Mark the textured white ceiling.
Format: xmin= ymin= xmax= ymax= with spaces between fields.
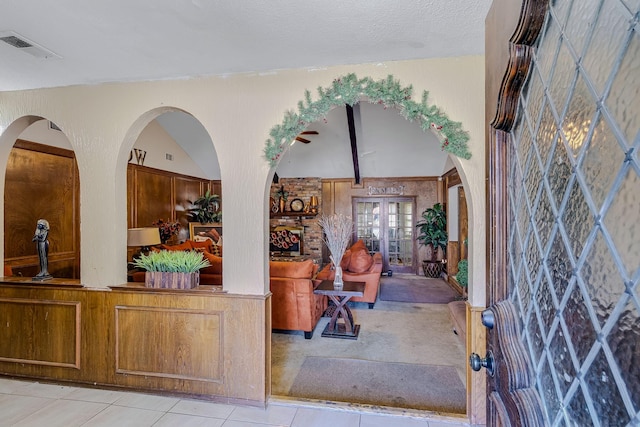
xmin=0 ymin=0 xmax=492 ymax=91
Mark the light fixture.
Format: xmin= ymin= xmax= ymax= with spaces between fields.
xmin=127 ymin=228 xmax=161 ymax=255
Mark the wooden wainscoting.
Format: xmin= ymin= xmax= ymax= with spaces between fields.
xmin=0 ymin=298 xmax=81 ymax=369
xmin=4 ymin=140 xmax=80 ymax=279
xmin=0 ymin=282 xmax=270 ymax=406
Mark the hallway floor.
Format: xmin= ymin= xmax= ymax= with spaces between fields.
xmin=0 ymin=377 xmax=470 ymax=426
xmin=271 ymin=274 xmax=468 ymax=425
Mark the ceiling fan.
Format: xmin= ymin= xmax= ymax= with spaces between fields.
xmin=295 ymin=131 xmax=318 ymax=144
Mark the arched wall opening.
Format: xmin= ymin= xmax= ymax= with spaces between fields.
xmin=264 ymin=74 xmax=478 ymax=303
xmin=118 ymin=107 xmax=222 ymax=285
xmin=265 ymin=74 xmax=479 ymax=415
xmin=1 ymin=116 xmax=80 ymax=279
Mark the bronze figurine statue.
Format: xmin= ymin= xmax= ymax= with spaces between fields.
xmin=32 ymin=219 xmax=52 ymax=281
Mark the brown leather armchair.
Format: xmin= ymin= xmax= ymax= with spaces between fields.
xmin=270 ymin=259 xmax=326 ymax=339
xmin=316 ymin=240 xmax=383 ymax=308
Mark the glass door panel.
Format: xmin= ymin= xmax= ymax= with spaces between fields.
xmin=354 ymin=198 xmax=415 ymax=273
xmin=355 ymin=200 xmax=380 ymax=255
xmin=387 ymin=201 xmax=414 ymax=272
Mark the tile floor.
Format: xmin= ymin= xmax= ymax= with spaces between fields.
xmin=0 ymin=377 xmax=470 ymax=427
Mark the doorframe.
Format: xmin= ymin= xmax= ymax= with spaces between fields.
xmin=352 ymin=196 xmax=417 ymax=274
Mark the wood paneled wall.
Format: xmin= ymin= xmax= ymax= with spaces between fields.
xmin=321 ymin=177 xmax=440 ymax=269
xmin=0 ymin=281 xmax=269 ymax=405
xmin=4 ymin=140 xmax=80 ymax=279
xmin=127 ymin=164 xmax=221 ymax=243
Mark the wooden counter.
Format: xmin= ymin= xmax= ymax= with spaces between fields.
xmin=0 ymin=278 xmax=270 ymax=406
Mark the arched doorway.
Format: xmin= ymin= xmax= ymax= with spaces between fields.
xmin=266 ymin=74 xmax=476 ymax=414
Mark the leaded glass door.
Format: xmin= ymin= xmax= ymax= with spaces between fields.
xmin=354 ymin=198 xmax=415 ymax=273
xmin=485 ymin=0 xmax=640 ymax=425
xmin=386 ymin=199 xmax=414 ymax=273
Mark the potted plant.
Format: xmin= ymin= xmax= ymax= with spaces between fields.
xmin=152 ymin=219 xmax=181 ymax=244
xmin=187 ymin=190 xmax=221 ymax=223
xmin=456 ymin=258 xmax=468 ymax=298
xmin=416 ymin=203 xmax=448 ymax=278
xmin=131 ymin=250 xmax=210 ymax=289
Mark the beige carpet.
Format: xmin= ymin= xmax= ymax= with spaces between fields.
xmin=289 ymin=356 xmax=466 ymax=413
xmin=272 ymin=288 xmax=467 ymax=412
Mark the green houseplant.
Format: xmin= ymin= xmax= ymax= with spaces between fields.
xmin=187 ymin=190 xmax=221 ymax=223
xmin=416 ymin=203 xmax=448 ymax=278
xmin=132 ymin=250 xmax=210 ymax=289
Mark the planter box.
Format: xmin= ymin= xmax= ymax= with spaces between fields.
xmin=145 ymin=271 xmax=200 ymax=289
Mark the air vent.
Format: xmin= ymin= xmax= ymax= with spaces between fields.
xmin=0 ymin=35 xmax=32 ymax=48
xmin=0 ymin=31 xmax=61 ymax=59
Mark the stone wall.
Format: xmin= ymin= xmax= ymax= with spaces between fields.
xmin=269 ymin=178 xmax=323 ymax=263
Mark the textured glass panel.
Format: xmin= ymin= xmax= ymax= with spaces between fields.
xmin=524 ymin=70 xmax=546 ymax=127
xmin=539 ymin=356 xmax=563 ymax=423
xmin=546 ymin=231 xmax=574 ymax=301
xmin=581 ymin=0 xmax=632 ymax=96
xmin=537 ymin=277 xmax=558 ymax=337
xmin=534 ymin=190 xmax=556 ymax=250
xmin=606 ymin=300 xmax=640 ymax=408
xmin=527 ymin=308 xmax=545 ymax=365
xmin=581 ymin=231 xmax=627 ymax=326
xmin=583 ymin=349 xmax=631 ymax=425
xmin=603 ymin=166 xmax=640 ymax=276
xmin=547 ymin=134 xmax=573 ymax=208
xmin=606 ymin=27 xmax=640 ymax=145
xmin=525 ymin=153 xmax=543 ymax=214
xmin=621 ymin=0 xmax=640 ymax=12
xmin=561 ymin=180 xmax=595 ymax=259
xmin=566 ymin=384 xmax=597 ymax=426
xmin=518 ymin=115 xmax=535 ymax=176
xmin=548 ymin=323 xmax=577 ymax=396
xmin=563 ymin=283 xmax=597 ymax=365
xmin=537 ymin=105 xmax=560 ymax=167
xmin=565 ymin=0 xmax=601 ymax=55
xmin=525 ymin=227 xmax=544 ymax=291
xmin=550 ymin=0 xmax=574 ymax=26
xmin=535 ymin=14 xmax=562 ymax=86
xmin=548 ymin=41 xmax=578 ymax=115
xmin=561 ymin=74 xmax=597 ymax=159
xmin=517 ymin=256 xmax=533 ymax=318
xmin=580 ymin=114 xmax=626 ymax=210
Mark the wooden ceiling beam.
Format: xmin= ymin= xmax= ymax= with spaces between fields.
xmin=346 ymin=104 xmax=361 ymax=184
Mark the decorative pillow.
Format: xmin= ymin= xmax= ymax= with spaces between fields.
xmin=348 ymin=241 xmax=374 ymax=273
xmin=269 ymin=259 xmax=315 ymax=279
xmin=339 ymin=249 xmax=351 ymax=270
xmin=201 ymin=252 xmax=222 ymax=275
xmin=209 ymin=243 xmax=222 ymax=257
xmin=350 ymin=239 xmax=368 ymax=252
xmin=160 ymin=241 xmax=192 ymax=251
xmin=189 ymin=239 xmax=212 ymax=253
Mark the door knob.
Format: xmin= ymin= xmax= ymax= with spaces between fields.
xmin=481 ymin=308 xmax=495 ymax=329
xmin=470 ymin=351 xmax=495 ymax=376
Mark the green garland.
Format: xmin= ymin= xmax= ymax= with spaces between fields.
xmin=264 ymin=73 xmax=471 ymax=166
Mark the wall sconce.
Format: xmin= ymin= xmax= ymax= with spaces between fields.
xmin=127 ymin=228 xmax=161 ymax=257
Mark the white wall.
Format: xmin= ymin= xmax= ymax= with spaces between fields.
xmin=0 ymin=55 xmax=485 ymax=305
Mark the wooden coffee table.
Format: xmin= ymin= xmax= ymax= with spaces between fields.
xmin=313 ymin=280 xmax=365 ymax=340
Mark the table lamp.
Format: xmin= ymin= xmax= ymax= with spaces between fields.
xmin=127 ymin=227 xmax=161 ymax=256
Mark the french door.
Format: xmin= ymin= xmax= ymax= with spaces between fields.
xmin=353 ymin=197 xmax=415 ymax=274
xmin=482 ymin=0 xmax=640 ymax=425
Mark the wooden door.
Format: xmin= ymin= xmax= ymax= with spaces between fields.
xmin=481 ymin=0 xmax=640 ymax=425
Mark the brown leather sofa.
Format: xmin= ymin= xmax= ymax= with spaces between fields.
xmin=131 ymin=240 xmax=222 ymax=286
xmin=270 ymin=259 xmax=327 ymax=339
xmin=316 ymin=240 xmax=383 ymax=308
